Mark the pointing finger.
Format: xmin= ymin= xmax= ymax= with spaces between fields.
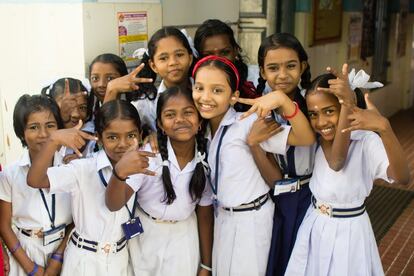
xmin=236 ymin=97 xmax=256 ymax=106
xmin=64 ymin=78 xmax=70 ymax=97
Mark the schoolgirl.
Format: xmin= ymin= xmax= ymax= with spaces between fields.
xmin=191 ymin=55 xmax=315 ymax=275
xmin=105 ymin=86 xmax=213 ymax=276
xmin=285 ymin=70 xmax=409 ymax=276
xmin=0 ymin=94 xmax=72 ymax=276
xmin=27 ymin=100 xmax=148 ymax=275
xmin=42 ymin=78 xmax=94 ymax=162
xmin=104 ymin=27 xmax=196 ymax=132
xmin=251 ymin=33 xmax=316 ymax=276
xmin=194 ymin=19 xmax=260 ymax=111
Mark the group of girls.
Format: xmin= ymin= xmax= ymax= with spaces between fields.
xmin=0 ymin=17 xmax=409 ymax=276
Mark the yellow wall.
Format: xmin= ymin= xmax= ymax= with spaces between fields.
xmin=294 ymin=11 xmax=414 ymax=117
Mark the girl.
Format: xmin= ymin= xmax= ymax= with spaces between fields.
xmin=253 ymin=33 xmax=315 ymax=276
xmin=192 ymin=55 xmax=315 ymax=276
xmin=194 ymin=19 xmax=260 ymax=111
xmin=27 ymin=100 xmax=151 ymax=275
xmin=104 ymin=27 xmax=195 ymax=132
xmin=105 ymin=87 xmax=213 ymax=276
xmin=284 ymin=72 xmax=409 ymax=276
xmin=0 ymin=94 xmax=72 ymax=276
xmin=42 ymin=78 xmax=94 ymax=162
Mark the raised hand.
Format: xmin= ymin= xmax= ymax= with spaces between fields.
xmin=50 ymin=120 xmax=98 ymax=157
xmin=114 ymin=138 xmax=157 ymax=179
xmin=317 ymin=63 xmax=356 ymax=107
xmin=57 ymin=79 xmax=87 ymax=124
xmin=342 ymin=93 xmax=388 ymax=133
xmin=247 ymin=117 xmax=284 ymax=146
xmin=104 ymin=63 xmax=153 ymax=102
xmin=237 ymin=90 xmax=288 ymax=119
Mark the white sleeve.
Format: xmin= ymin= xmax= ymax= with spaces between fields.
xmin=0 ymin=171 xmax=11 ymax=202
xmin=47 ymin=163 xmax=79 ymax=194
xmin=259 ymin=125 xmax=291 ymax=155
xmin=198 ymin=181 xmax=213 ymax=206
xmin=364 ymin=132 xmax=391 ymax=183
xmin=125 ymin=174 xmax=145 ymax=192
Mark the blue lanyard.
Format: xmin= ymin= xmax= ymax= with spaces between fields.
xmin=98 ymin=169 xmax=138 ymax=219
xmin=39 ymin=190 xmax=56 ymax=228
xmin=208 ymin=125 xmax=229 ymax=196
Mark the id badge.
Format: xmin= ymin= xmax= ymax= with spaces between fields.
xmin=122 ymin=217 xmax=144 ymax=240
xmin=43 ymin=224 xmax=66 ymax=246
xmin=273 ymin=178 xmax=299 ymax=196
xmin=275 ymin=178 xmax=298 ymax=186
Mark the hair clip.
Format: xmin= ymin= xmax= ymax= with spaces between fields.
xmin=133 ymin=48 xmax=149 ymax=60
xmin=180 ymin=29 xmax=199 ymax=58
xmin=195 ymin=151 xmax=209 ymax=169
xmin=348 ymin=69 xmax=383 ymax=91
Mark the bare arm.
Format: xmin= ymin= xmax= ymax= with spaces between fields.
xmin=0 ymin=201 xmax=44 ymax=274
xmin=196 ymin=205 xmax=213 ymax=275
xmin=343 ymin=93 xmax=410 ymax=184
xmin=105 ymin=140 xmax=156 ymax=211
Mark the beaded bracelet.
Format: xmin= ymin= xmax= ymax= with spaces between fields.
xmin=28 ymin=263 xmax=39 ymax=276
xmin=200 ymin=263 xmax=212 ymax=272
xmin=10 ymin=241 xmax=21 ymax=254
xmin=283 ymin=101 xmax=299 ymax=120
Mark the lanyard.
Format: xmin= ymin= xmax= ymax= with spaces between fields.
xmin=208 ymin=125 xmax=229 ymax=196
xmin=39 ymin=190 xmax=56 ymax=228
xmin=98 ymin=170 xmax=138 ymax=219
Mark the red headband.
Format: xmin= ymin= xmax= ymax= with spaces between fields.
xmin=192 ymin=55 xmax=240 ymax=90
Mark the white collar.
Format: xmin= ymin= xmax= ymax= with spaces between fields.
xmin=18 ymin=149 xmax=63 ymax=168
xmin=96 ymin=150 xmax=113 ymax=171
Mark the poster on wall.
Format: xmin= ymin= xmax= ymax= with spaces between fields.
xmin=348 ymin=13 xmax=362 ymax=62
xmin=118 ymin=11 xmax=148 ymax=68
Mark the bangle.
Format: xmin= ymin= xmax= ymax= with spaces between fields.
xmin=10 ymin=241 xmax=21 ymax=254
xmin=112 ymin=167 xmax=128 ymax=182
xmin=200 ymin=263 xmax=212 ymax=272
xmin=283 ymin=101 xmax=299 ymax=120
xmin=28 ymin=263 xmax=39 ymax=276
xmin=50 ymin=253 xmax=64 ymax=263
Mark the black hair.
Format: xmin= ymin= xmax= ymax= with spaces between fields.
xmin=156 ymin=86 xmax=207 ymax=204
xmin=137 ymin=27 xmax=194 ymax=101
xmin=194 ymin=19 xmax=259 ymax=111
xmin=193 ymin=58 xmax=239 ymax=92
xmin=88 ymin=53 xmax=129 ymax=115
xmin=257 ymin=33 xmax=311 ymax=94
xmin=13 ymin=94 xmax=63 ymax=147
xmin=95 ymin=100 xmax=142 ymax=137
xmin=306 ymin=73 xmax=367 ymax=109
xmin=41 ymin=78 xmax=91 ymax=122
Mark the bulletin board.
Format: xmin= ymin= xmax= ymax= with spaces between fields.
xmin=310 ymin=0 xmax=342 ymax=45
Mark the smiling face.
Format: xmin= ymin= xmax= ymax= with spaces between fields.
xmin=100 ymin=118 xmax=141 ymax=164
xmin=90 ymin=62 xmax=122 ymax=102
xmin=200 ymin=34 xmax=237 ymax=62
xmin=149 ymin=36 xmax=193 ymax=88
xmin=306 ymin=91 xmax=341 ymax=142
xmin=55 ymin=92 xmax=88 ymax=128
xmin=192 ymin=66 xmax=238 ymax=129
xmin=158 ymin=94 xmax=200 ymax=143
xmin=260 ymin=47 xmax=306 ymax=98
xmin=24 ymin=110 xmax=58 ymax=157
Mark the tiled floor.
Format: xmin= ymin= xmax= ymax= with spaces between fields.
xmin=377 ymin=107 xmax=414 ymax=276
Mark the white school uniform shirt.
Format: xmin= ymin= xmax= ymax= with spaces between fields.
xmin=47 ymin=150 xmax=134 ymax=242
xmin=127 ymin=140 xmax=212 ymax=221
xmin=0 ymin=150 xmax=72 ymax=230
xmin=285 ymin=130 xmax=390 ymax=276
xmin=207 ymin=107 xmax=291 ymax=207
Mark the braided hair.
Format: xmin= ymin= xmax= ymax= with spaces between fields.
xmin=156 ymin=86 xmax=208 ymax=204
xmin=257 ymin=33 xmax=311 ymax=94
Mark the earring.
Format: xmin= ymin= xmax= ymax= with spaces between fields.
xmin=198 ymin=125 xmax=202 ymax=131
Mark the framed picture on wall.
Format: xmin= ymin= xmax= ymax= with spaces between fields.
xmin=310 ymin=0 xmax=342 ymax=46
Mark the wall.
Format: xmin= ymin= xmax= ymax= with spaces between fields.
xmin=293 ymin=2 xmax=414 ymax=117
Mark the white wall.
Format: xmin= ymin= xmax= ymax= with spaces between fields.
xmin=0 ymin=3 xmax=85 ymax=165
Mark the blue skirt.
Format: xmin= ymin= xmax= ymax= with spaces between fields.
xmin=265 ymin=184 xmax=312 ymax=276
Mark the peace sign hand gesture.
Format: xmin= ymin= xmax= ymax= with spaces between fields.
xmin=104 ymin=63 xmax=153 ymax=103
